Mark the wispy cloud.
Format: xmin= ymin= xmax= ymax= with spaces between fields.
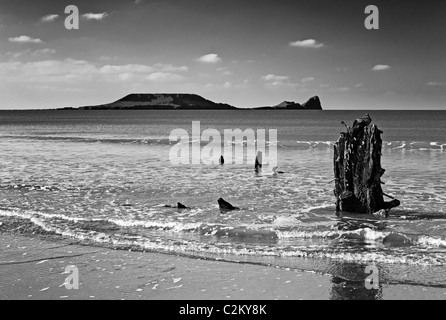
xmin=289 ymin=39 xmax=324 ymax=49
xmin=134 ymin=0 xmax=143 ymax=4
xmin=205 ymin=80 xmax=248 ymax=90
xmin=261 ymin=74 xmax=289 ymax=82
xmin=8 ymin=35 xmax=44 ymax=44
xmin=146 ymin=72 xmax=185 ymax=82
xmin=152 ymin=63 xmax=188 ymax=72
xmin=427 ymin=81 xmax=446 ymax=86
xmin=6 ymin=48 xmax=57 ymax=58
xmin=301 ymin=77 xmax=315 ymax=82
xmin=372 ymin=64 xmax=391 ymax=71
xmin=41 ymin=14 xmax=59 ymax=22
xmin=99 ymin=64 xmax=154 ymax=75
xmin=217 ymin=67 xmax=233 ymax=76
xmin=33 ymin=48 xmax=56 ymax=56
xmin=82 ymin=13 xmax=109 ymax=21
xmin=261 ymin=74 xmax=299 ymax=88
xmin=197 ymin=53 xmax=221 ymax=64
xmin=223 ymin=81 xmax=232 ymax=88
xmin=0 ymin=59 xmax=188 ymax=85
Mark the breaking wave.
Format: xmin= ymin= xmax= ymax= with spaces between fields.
xmin=1 ymin=134 xmax=444 ymax=151
xmin=1 ymin=209 xmax=445 ymax=267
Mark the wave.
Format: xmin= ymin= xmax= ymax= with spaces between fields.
xmin=276 ymin=228 xmax=388 ymax=241
xmin=384 ymin=141 xmax=446 ymax=151
xmin=0 ymin=183 xmax=61 ymax=192
xmin=0 ymin=134 xmax=171 ymax=146
xmin=2 ymin=209 xmax=446 ymax=290
xmin=2 ymin=134 xmax=445 ymax=151
xmin=109 ymin=218 xmax=202 ymax=233
xmin=1 ymin=209 xmax=445 ymax=251
xmin=294 ymin=140 xmax=446 ymax=151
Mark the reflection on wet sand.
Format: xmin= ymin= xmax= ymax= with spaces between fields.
xmin=328 ymin=262 xmax=382 ymax=300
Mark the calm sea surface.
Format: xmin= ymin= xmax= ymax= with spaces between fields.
xmin=1 ymin=110 xmax=445 ymax=294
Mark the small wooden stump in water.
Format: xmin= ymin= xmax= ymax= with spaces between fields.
xmin=333 ymin=114 xmax=400 ymax=214
xmin=255 ymin=151 xmax=262 ymax=173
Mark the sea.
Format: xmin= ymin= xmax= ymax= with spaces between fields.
xmin=0 ymin=110 xmax=445 ymax=298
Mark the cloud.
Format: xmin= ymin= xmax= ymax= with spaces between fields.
xmin=33 ymin=48 xmax=56 ymax=56
xmin=0 ymin=59 xmax=96 ymax=84
xmin=205 ymin=81 xmax=247 ymax=89
xmin=0 ymin=59 xmax=188 ymax=85
xmin=41 ymin=14 xmax=59 ymax=22
xmin=134 ymin=0 xmax=143 ymax=4
xmin=372 ymin=64 xmax=391 ymax=71
xmin=301 ymin=77 xmax=315 ymax=82
xmin=8 ymin=35 xmax=43 ymax=44
xmin=99 ymin=64 xmax=155 ymax=75
xmin=197 ymin=53 xmax=222 ymax=64
xmin=427 ymin=82 xmax=446 ymax=86
xmin=322 ymin=86 xmax=351 ymax=92
xmin=146 ymin=72 xmax=185 ymax=82
xmin=217 ymin=67 xmax=233 ymax=76
xmin=152 ymin=63 xmax=188 ymax=72
xmin=289 ymin=39 xmax=324 ymax=49
xmin=100 ymin=63 xmax=187 ymax=83
xmin=261 ymin=74 xmax=289 ymax=82
xmin=261 ymin=74 xmax=299 ymax=89
xmin=4 ymin=50 xmax=28 ymax=58
xmin=5 ymin=48 xmax=56 ymax=59
xmin=82 ymin=13 xmax=109 ymax=21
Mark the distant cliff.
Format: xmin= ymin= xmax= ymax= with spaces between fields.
xmin=65 ymin=94 xmax=322 ymax=110
xmin=255 ymin=96 xmax=322 ymax=110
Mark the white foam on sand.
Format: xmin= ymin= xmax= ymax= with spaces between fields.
xmin=108 ymin=218 xmax=202 ymax=232
xmin=2 ymin=208 xmax=446 ymax=267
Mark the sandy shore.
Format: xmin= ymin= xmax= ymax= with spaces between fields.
xmin=0 ymin=233 xmax=444 ymax=300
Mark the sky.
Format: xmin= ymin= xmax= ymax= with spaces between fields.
xmin=0 ymin=0 xmax=445 ymax=110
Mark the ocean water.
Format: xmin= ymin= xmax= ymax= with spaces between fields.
xmin=0 ymin=110 xmax=445 ymax=296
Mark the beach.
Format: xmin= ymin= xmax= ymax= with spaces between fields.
xmin=0 ymin=110 xmax=445 ymax=300
xmin=1 ymin=232 xmax=445 ymax=301
xmin=2 ymin=0 xmax=446 ymax=303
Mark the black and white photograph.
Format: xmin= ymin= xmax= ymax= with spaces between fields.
xmin=0 ymin=0 xmax=445 ymax=304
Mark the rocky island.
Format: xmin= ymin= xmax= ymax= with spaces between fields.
xmin=255 ymin=96 xmax=322 ymax=110
xmin=59 ymin=94 xmax=323 ymax=110
xmin=78 ymin=94 xmax=236 ymax=110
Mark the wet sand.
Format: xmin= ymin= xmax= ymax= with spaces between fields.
xmin=0 ymin=233 xmax=444 ymax=300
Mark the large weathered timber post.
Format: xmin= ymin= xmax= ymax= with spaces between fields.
xmin=333 ymin=114 xmax=400 ymax=214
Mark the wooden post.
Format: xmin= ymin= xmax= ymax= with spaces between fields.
xmin=255 ymin=151 xmax=262 ymax=173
